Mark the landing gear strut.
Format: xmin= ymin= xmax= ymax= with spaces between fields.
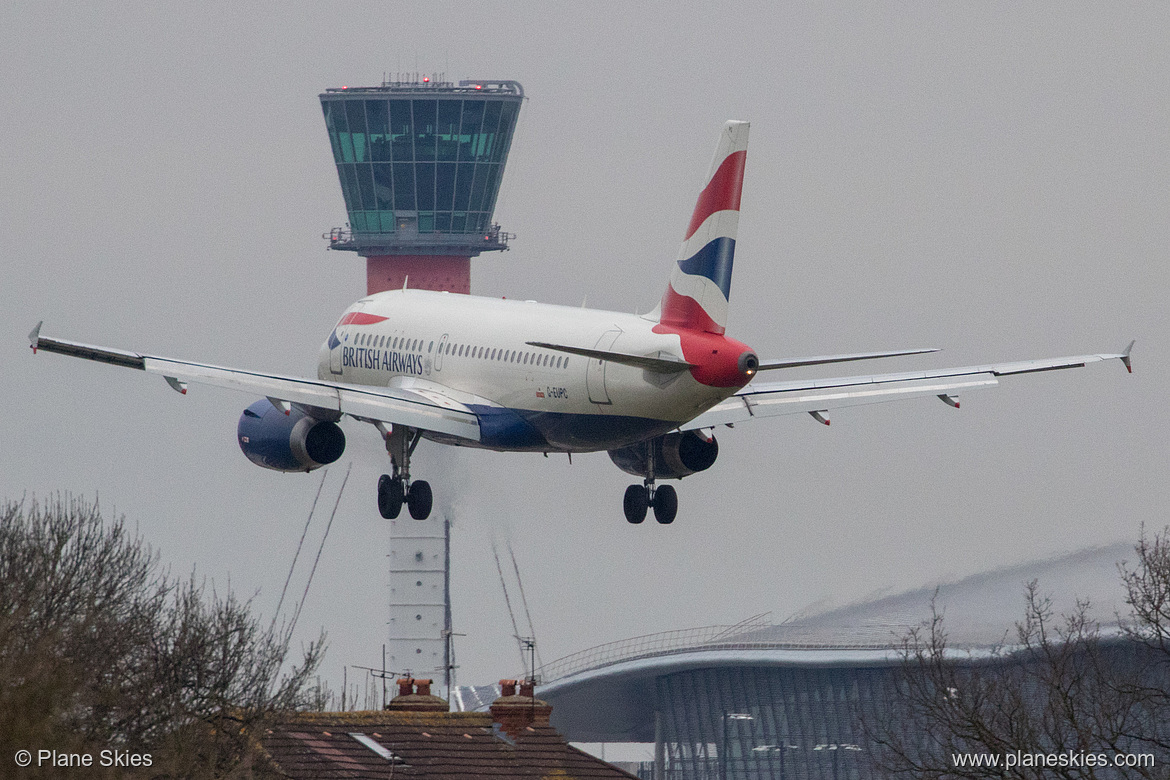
xmin=621 ymin=446 xmax=678 ymax=525
xmin=375 ymin=424 xmax=432 ymax=520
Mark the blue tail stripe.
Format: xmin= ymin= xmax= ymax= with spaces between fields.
xmin=676 ymin=237 xmax=735 ymax=299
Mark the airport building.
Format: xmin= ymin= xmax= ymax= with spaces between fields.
xmin=458 ymin=544 xmax=1134 ymax=779
xmin=319 ymin=77 xmax=524 ymax=295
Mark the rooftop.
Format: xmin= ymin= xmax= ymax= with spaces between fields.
xmin=322 ymin=77 xmax=524 ymax=98
xmin=261 ymin=679 xmax=636 ymax=779
xmin=531 ymin=542 xmax=1134 ymax=687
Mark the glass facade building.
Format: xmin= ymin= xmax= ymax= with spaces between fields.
xmin=320 ymin=80 xmax=522 ymax=255
xmin=653 ymin=665 xmax=888 ymax=780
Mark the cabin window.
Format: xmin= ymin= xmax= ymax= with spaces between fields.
xmin=565 ymin=358 xmax=570 ymax=368
xmin=392 ymin=337 xmax=399 ymax=348
xmin=458 ymin=345 xmax=464 ymax=357
xmin=428 ymin=341 xmax=433 ymax=352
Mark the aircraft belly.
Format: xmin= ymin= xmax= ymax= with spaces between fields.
xmin=422 ymin=408 xmax=677 ymax=453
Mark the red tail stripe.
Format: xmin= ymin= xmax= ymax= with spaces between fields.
xmin=684 ymin=150 xmax=747 ymax=241
xmin=340 ymin=312 xmax=389 ymax=326
xmin=658 ymin=286 xmax=725 ymax=335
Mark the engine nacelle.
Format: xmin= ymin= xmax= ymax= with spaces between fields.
xmin=607 ymin=431 xmax=719 ymax=480
xmin=237 ymin=399 xmax=345 ymax=473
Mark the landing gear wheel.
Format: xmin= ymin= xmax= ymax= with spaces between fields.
xmin=652 ymin=484 xmax=678 ymax=525
xmin=377 ymin=474 xmax=404 ymax=519
xmin=623 ymin=484 xmax=649 ymax=524
xmin=407 ymin=480 xmax=433 ymax=520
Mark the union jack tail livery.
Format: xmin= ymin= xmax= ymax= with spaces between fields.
xmin=658 ymin=120 xmax=749 ymax=335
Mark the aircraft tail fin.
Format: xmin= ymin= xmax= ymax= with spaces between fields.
xmin=657 ymin=120 xmax=749 ymax=335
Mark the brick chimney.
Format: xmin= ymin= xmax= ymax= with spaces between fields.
xmin=490 ymin=678 xmax=553 ymax=739
xmin=386 ymin=677 xmax=449 ymax=712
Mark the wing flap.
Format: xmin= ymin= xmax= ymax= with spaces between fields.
xmin=144 ymin=358 xmax=343 ymax=410
xmin=685 ymin=375 xmax=999 ymax=429
xmin=338 ymin=386 xmax=480 ymax=441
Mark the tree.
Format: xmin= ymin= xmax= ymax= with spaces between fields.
xmin=868 ymin=530 xmax=1170 ymax=779
xmin=0 ymin=495 xmax=324 ymax=778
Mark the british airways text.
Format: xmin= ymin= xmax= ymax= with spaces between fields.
xmin=343 ymin=347 xmax=423 ymax=375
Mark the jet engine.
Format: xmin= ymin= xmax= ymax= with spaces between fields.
xmin=607 ymin=430 xmax=718 ymax=480
xmin=237 ymin=398 xmax=345 ymax=473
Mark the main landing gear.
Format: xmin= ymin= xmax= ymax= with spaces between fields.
xmin=623 ymin=482 xmax=678 ymax=525
xmin=375 ymin=424 xmax=432 ymax=520
xmin=621 ymin=440 xmax=678 ymax=525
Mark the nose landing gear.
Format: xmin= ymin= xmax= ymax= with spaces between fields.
xmin=375 ymin=424 xmax=433 ymax=520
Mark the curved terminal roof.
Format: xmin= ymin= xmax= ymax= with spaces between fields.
xmin=520 ymin=543 xmax=1133 ymax=742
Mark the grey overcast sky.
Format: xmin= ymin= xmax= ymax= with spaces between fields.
xmin=2 ymin=2 xmax=1166 ymax=694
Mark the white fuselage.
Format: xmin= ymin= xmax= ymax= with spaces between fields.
xmin=317 ymin=290 xmax=744 ymax=452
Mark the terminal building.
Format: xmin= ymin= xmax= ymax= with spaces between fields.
xmin=458 ymin=544 xmax=1134 ymax=779
xmin=319 ymin=77 xmax=523 ymax=295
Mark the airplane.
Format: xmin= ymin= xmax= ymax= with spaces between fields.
xmin=28 ymin=121 xmax=1133 ymax=525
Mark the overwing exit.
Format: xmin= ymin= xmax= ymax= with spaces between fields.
xmin=28 ymin=121 xmax=1133 ymax=525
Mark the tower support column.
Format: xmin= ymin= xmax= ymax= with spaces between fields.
xmin=367 ymin=255 xmax=470 ymax=295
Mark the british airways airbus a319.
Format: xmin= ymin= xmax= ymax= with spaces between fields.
xmin=29 ymin=121 xmax=1133 ymax=525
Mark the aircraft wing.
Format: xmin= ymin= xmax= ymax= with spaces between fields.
xmin=28 ymin=323 xmax=481 ymax=442
xmin=681 ymin=344 xmax=1134 ymax=430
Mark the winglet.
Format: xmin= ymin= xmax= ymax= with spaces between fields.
xmin=1121 ymin=340 xmax=1135 ymax=373
xmin=28 ymin=321 xmax=43 ymax=353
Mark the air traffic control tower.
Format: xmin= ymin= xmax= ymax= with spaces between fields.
xmin=320 ymin=77 xmax=523 ymax=295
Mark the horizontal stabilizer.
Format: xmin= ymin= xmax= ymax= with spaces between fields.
xmin=756 ymin=348 xmax=939 ymax=371
xmin=525 ymin=341 xmax=695 ymax=373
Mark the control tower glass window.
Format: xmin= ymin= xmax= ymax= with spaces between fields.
xmin=323 ymin=92 xmax=520 ymax=237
